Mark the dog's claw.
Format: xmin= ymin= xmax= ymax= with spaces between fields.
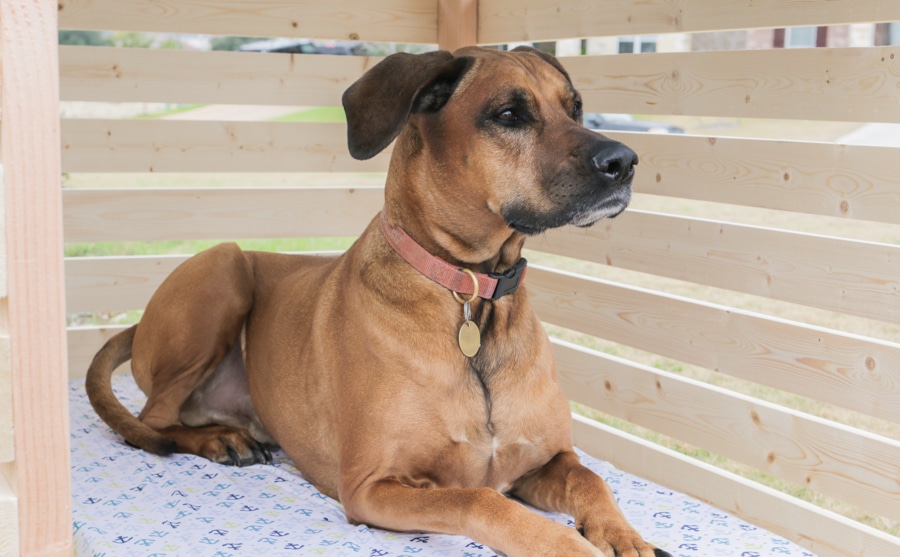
xmin=653 ymin=549 xmax=673 ymax=557
xmin=226 ymin=447 xmax=242 ymax=467
xmin=250 ymin=445 xmax=267 ymax=465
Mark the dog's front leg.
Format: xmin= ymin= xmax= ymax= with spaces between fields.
xmin=511 ymin=451 xmax=672 ymax=557
xmin=344 ymin=479 xmax=603 ymax=557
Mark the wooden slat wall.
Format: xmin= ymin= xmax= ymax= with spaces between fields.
xmin=539 ymin=210 xmax=900 ymax=324
xmin=52 ymin=1 xmax=900 ymax=556
xmin=58 ymin=0 xmax=438 ymax=44
xmin=571 ymin=416 xmax=900 ymax=557
xmin=60 ymin=46 xmax=380 ymax=106
xmin=61 ymin=120 xmax=391 ymax=173
xmin=479 ymin=0 xmax=900 ymax=43
xmin=67 ymin=326 xmax=128 ymax=381
xmin=564 ymin=46 xmax=900 ymax=122
xmin=554 ymin=340 xmax=900 ymax=523
xmin=610 ymin=131 xmax=900 ymax=224
xmin=527 ymin=265 xmax=900 ymax=425
xmin=63 ymin=187 xmax=383 ymax=243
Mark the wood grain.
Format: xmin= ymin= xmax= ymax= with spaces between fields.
xmin=605 ymin=132 xmax=900 ymax=225
xmin=539 ymin=209 xmax=900 ymax=324
xmin=526 ymin=265 xmax=900 ymax=424
xmin=67 ymin=255 xmax=190 ymax=314
xmin=63 ymin=187 xmax=383 ymax=243
xmin=58 ymin=0 xmax=437 ymax=44
xmin=1 ymin=0 xmax=72 ymax=555
xmin=68 ymin=326 xmax=129 ymax=381
xmin=60 ymin=46 xmax=381 ymax=106
xmin=554 ymin=339 xmax=900 ymax=521
xmin=61 ymin=119 xmax=391 ymax=173
xmin=479 ymin=0 xmax=900 ymax=44
xmin=438 ymin=0 xmax=477 ymax=51
xmin=564 ymin=46 xmax=900 ymax=122
xmin=571 ymin=415 xmax=900 ymax=557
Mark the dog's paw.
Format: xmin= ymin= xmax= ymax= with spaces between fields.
xmin=163 ymin=424 xmax=273 ymax=466
xmin=581 ymin=520 xmax=665 ymax=557
xmin=203 ymin=428 xmax=272 ymax=467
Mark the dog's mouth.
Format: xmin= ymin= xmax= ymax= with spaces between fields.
xmin=504 ymin=187 xmax=632 ymax=236
xmin=569 ymin=188 xmax=632 ymax=227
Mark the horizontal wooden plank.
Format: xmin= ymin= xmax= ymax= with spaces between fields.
xmin=554 ymin=339 xmax=900 ymax=521
xmin=63 ymin=187 xmax=383 ymax=243
xmin=66 ymin=255 xmax=185 ymax=314
xmin=68 ymin=326 xmax=129 ymax=380
xmin=479 ymin=0 xmax=900 ymax=44
xmin=60 ymin=46 xmax=379 ymax=106
xmin=527 ymin=265 xmax=900 ymax=424
xmin=58 ymin=0 xmax=437 ymax=44
xmin=61 ymin=120 xmax=391 ymax=173
xmin=66 ymin=250 xmax=342 ymax=314
xmin=64 ymin=183 xmax=900 ymax=324
xmin=565 ymin=46 xmax=900 ymax=122
xmin=608 ymin=133 xmax=900 ymax=225
xmin=571 ymin=415 xmax=900 ymax=557
xmin=539 ymin=210 xmax=900 ymax=324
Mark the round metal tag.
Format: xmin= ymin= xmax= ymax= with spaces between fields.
xmin=458 ymin=321 xmax=481 ymax=358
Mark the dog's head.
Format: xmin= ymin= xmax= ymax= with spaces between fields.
xmin=342 ymin=47 xmax=636 ymax=242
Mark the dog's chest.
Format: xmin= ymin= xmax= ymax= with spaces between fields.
xmin=428 ymin=370 xmax=567 ymax=492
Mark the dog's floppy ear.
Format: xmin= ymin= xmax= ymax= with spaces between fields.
xmin=342 ymin=50 xmax=474 ymax=160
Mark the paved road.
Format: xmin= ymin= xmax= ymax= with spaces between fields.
xmin=837 ymin=122 xmax=900 ymax=147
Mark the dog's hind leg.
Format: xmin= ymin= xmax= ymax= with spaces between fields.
xmin=129 ymin=242 xmax=271 ymax=466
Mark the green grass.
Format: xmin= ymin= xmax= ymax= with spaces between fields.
xmin=270 ymin=106 xmax=347 ymax=122
xmin=65 ymin=237 xmax=355 ymax=257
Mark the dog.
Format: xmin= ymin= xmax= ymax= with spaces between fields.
xmin=86 ymin=46 xmax=670 ymax=557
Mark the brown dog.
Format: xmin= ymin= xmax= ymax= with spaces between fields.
xmin=86 ymin=46 xmax=670 ymax=557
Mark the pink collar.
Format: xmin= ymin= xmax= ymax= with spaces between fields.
xmin=379 ymin=210 xmax=527 ymax=301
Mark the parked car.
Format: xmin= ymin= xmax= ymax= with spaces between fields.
xmin=584 ymin=113 xmax=685 ymax=134
xmin=238 ymin=38 xmax=367 ymax=55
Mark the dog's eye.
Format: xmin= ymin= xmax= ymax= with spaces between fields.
xmin=573 ymin=99 xmax=583 ymax=119
xmin=495 ymin=109 xmax=519 ymax=124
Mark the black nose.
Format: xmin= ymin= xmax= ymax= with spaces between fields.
xmin=591 ymin=143 xmax=638 ymax=183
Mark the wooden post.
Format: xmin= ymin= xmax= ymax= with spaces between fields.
xmin=0 ymin=0 xmax=72 ymax=555
xmin=438 ymin=0 xmax=478 ymax=52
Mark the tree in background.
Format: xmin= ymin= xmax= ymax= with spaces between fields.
xmin=58 ymin=30 xmax=111 ymax=46
xmin=59 ymin=30 xmax=182 ymax=49
xmin=210 ymin=36 xmax=265 ymax=51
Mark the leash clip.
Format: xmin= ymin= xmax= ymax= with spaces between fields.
xmin=486 ymin=257 xmax=528 ymax=300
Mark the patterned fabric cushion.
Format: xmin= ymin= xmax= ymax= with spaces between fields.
xmin=70 ymin=376 xmax=816 ymax=557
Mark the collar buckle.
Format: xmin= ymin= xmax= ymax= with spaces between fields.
xmin=486 ymin=257 xmax=527 ymax=300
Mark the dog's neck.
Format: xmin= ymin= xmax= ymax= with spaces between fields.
xmin=380 ymin=209 xmax=527 ymax=301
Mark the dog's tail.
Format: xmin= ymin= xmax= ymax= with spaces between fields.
xmin=85 ymin=325 xmax=177 ymax=455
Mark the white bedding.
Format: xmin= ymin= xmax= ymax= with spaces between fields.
xmin=70 ymin=376 xmax=816 ymax=557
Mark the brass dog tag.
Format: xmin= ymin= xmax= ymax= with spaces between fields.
xmin=453 ymin=270 xmax=481 ymax=358
xmin=459 ymin=320 xmax=481 ymax=358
